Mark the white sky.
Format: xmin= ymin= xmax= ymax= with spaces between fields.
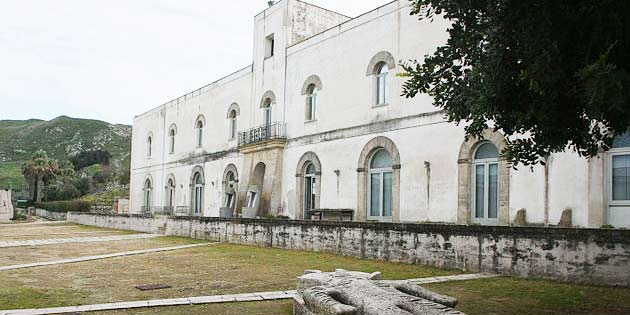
xmin=0 ymin=0 xmax=393 ymax=125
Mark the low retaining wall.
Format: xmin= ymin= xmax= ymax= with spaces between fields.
xmin=67 ymin=213 xmax=630 ymax=287
xmin=67 ymin=212 xmax=167 ymax=234
xmin=34 ymin=208 xmax=68 ymax=221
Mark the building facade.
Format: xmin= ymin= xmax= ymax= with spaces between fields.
xmin=130 ymin=0 xmax=630 ymax=228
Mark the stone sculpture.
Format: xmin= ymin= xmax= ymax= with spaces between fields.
xmin=294 ymin=269 xmax=466 ymax=315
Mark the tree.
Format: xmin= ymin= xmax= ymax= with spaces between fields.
xmin=402 ymin=0 xmax=630 ymax=166
xmin=69 ymin=150 xmax=112 ymax=171
xmin=22 ymin=150 xmax=59 ymax=202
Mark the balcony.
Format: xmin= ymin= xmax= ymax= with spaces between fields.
xmin=238 ymin=122 xmax=286 ymax=148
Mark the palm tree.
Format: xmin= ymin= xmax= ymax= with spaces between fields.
xmin=22 ymin=150 xmax=59 ymax=202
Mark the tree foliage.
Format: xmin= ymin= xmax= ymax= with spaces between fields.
xmin=69 ymin=150 xmax=112 ymax=171
xmin=402 ymin=0 xmax=630 ymax=166
xmin=22 ymin=150 xmax=59 ymax=202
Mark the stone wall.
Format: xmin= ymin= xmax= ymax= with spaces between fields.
xmin=67 ymin=213 xmax=630 ymax=287
xmin=34 ymin=208 xmax=68 ymax=221
xmin=67 ymin=213 xmax=167 ymax=234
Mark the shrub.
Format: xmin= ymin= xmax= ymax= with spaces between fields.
xmin=33 ymin=200 xmax=91 ymax=213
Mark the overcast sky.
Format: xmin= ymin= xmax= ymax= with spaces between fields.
xmin=0 ymin=0 xmax=392 ymax=125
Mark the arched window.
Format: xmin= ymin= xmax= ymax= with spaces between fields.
xmin=472 ymin=142 xmax=500 ymax=222
xmin=368 ymin=149 xmax=393 ymax=220
xmin=195 ymin=119 xmax=204 ymax=148
xmin=168 ymin=127 xmax=176 ymax=154
xmin=166 ymin=177 xmax=175 ymax=208
xmin=143 ymin=178 xmax=152 ymax=210
xmin=305 ymin=84 xmax=318 ymax=121
xmin=147 ymin=136 xmax=152 ymax=158
xmin=192 ymin=171 xmax=204 ymax=215
xmin=375 ymin=62 xmax=389 ymax=106
xmin=304 ymin=163 xmax=317 ymax=214
xmin=262 ymin=98 xmax=272 ymax=126
xmin=229 ymin=110 xmax=238 ymax=140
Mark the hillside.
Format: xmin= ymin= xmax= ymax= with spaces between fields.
xmin=0 ymin=116 xmax=132 ymax=190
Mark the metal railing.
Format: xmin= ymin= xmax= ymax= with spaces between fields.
xmin=238 ymin=122 xmax=286 ymax=147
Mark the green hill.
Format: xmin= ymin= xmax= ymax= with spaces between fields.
xmin=0 ymin=116 xmax=132 ymax=191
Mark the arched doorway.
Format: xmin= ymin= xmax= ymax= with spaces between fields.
xmin=190 ymin=166 xmax=205 ymax=216
xmin=295 ymin=152 xmax=322 ymax=220
xmin=165 ymin=175 xmax=176 ymax=210
xmin=143 ymin=177 xmax=152 ymax=214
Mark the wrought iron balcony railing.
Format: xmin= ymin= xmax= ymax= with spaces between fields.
xmin=238 ymin=122 xmax=286 ymax=147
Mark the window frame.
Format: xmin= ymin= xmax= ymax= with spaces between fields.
xmin=303 ymin=163 xmax=317 ymax=213
xmin=608 ymin=148 xmax=630 ymax=207
xmin=305 ymin=84 xmax=318 ymax=122
xmin=367 ymin=149 xmax=393 ymax=221
xmin=196 ymin=120 xmax=204 ymax=148
xmin=263 ymin=99 xmax=272 ymax=126
xmin=265 ymin=34 xmax=275 ymax=58
xmin=228 ymin=111 xmax=238 ymax=140
xmin=143 ymin=179 xmax=152 ymax=208
xmin=166 ymin=178 xmax=175 ymax=208
xmin=374 ymin=62 xmax=389 ymax=106
xmin=147 ymin=137 xmax=152 ymax=158
xmin=168 ymin=129 xmax=176 ymax=154
xmin=471 ymin=142 xmax=500 ymax=224
xmin=193 ymin=173 xmax=203 ymax=215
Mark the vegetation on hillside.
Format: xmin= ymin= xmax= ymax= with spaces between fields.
xmin=0 ymin=116 xmax=131 ymax=203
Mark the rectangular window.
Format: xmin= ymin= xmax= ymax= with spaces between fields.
xmin=475 ymin=165 xmax=485 ymax=218
xmin=265 ymin=107 xmax=272 ymax=126
xmin=370 ymin=173 xmax=381 ymax=217
xmin=613 ymin=155 xmax=630 ymax=201
xmin=383 ymin=172 xmax=393 ymax=217
xmin=376 ymin=76 xmax=387 ymax=105
xmin=304 ymin=177 xmax=313 ymax=211
xmin=488 ymin=163 xmax=499 ymax=218
xmin=229 ymin=119 xmax=236 ymax=140
xmin=265 ymin=34 xmax=275 ymax=58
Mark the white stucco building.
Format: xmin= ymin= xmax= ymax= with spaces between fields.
xmin=130 ymin=0 xmax=630 ymax=228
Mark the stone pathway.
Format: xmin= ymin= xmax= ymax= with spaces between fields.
xmin=1 ymin=220 xmax=67 ymax=226
xmin=0 ymin=273 xmax=498 ymax=315
xmin=409 ymin=272 xmax=499 ymax=284
xmin=4 ymin=231 xmax=116 ymax=237
xmin=0 ymin=243 xmax=212 ymax=271
xmin=0 ymin=234 xmax=161 ymax=248
xmin=0 ymin=291 xmax=298 ymax=315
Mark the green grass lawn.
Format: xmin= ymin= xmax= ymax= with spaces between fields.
xmin=425 ymin=277 xmax=630 ymax=315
